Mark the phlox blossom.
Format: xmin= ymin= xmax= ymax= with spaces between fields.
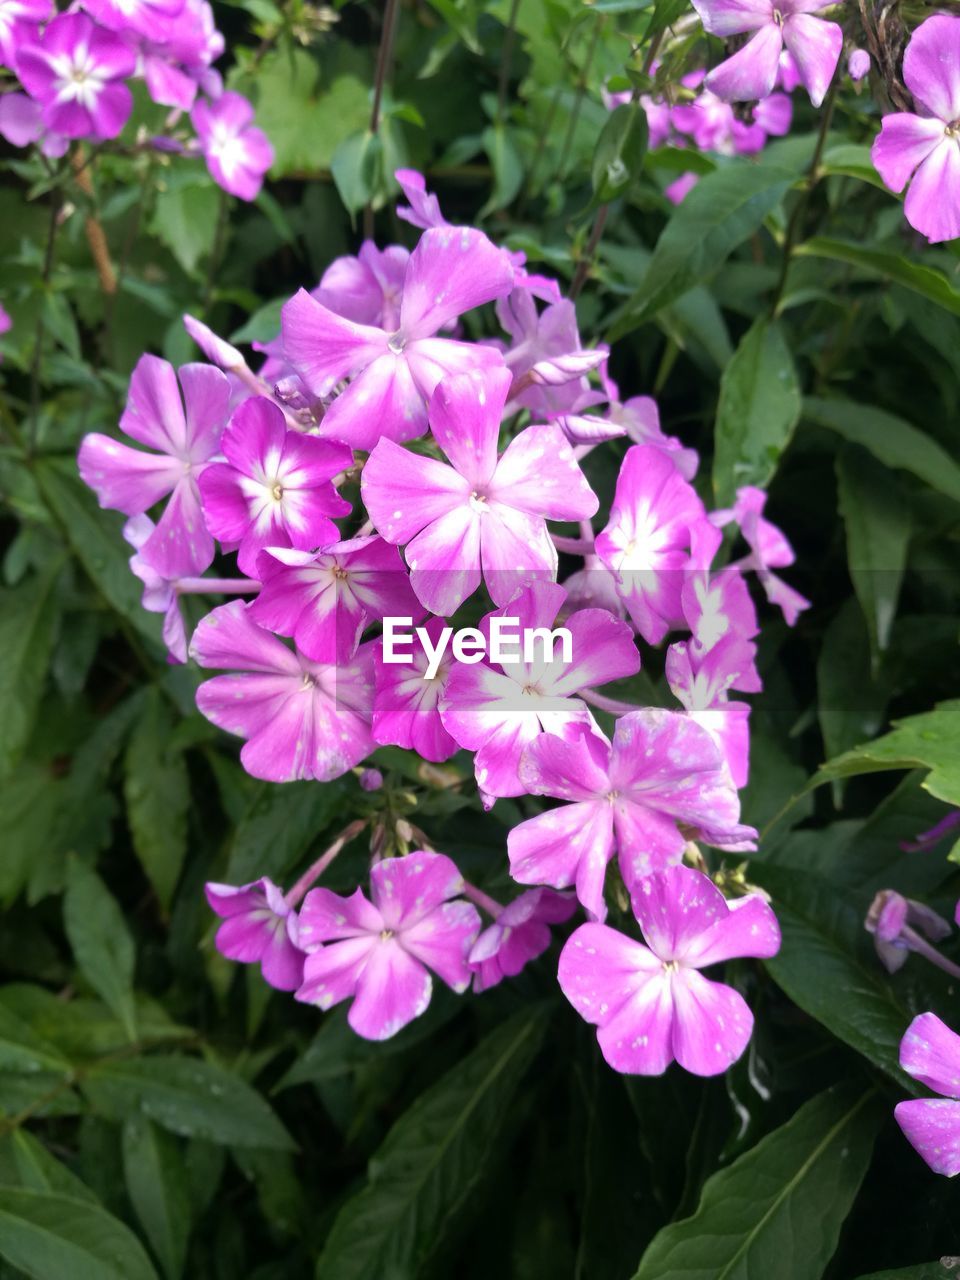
xmin=895 ymin=1012 xmax=960 ymax=1176
xmin=469 ymin=889 xmax=577 ymax=992
xmin=205 ymin=878 xmax=304 ymax=991
xmin=192 ymin=92 xmax=273 ymax=202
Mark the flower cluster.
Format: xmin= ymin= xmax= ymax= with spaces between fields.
xmin=77 ymin=171 xmax=806 ymax=1064
xmin=0 ymin=0 xmax=271 ymax=199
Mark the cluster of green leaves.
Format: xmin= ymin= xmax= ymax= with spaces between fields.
xmin=0 ymin=0 xmax=959 ymax=1275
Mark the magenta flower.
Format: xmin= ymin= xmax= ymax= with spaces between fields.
xmin=681 ymin=569 xmax=760 ymax=676
xmin=0 ymin=303 xmax=10 ymax=340
xmin=394 ymin=168 xmax=448 ymax=230
xmin=711 ymin=486 xmax=809 ymax=625
xmin=865 ymin=890 xmax=953 ymax=975
xmin=0 ymin=92 xmax=69 ymax=157
xmin=281 ymin=226 xmax=514 ymax=449
xmin=558 ymin=865 xmax=780 ymax=1075
xmin=122 ymin=514 xmax=188 ymax=663
xmin=197 ymin=398 xmax=351 ymax=578
xmin=372 ymin=616 xmax=458 ymax=763
xmin=362 ymin=367 xmax=599 ymax=615
xmin=0 ymin=0 xmax=49 ymax=69
xmin=139 ymin=0 xmax=223 ymax=109
xmin=665 ymin=636 xmax=755 ymax=787
xmin=594 ymin=370 xmax=698 ymax=479
xmin=498 ymin=290 xmax=607 ymax=420
xmin=871 ymin=15 xmax=960 ymax=245
xmin=295 ymin=852 xmax=481 ymax=1040
xmin=690 ymin=0 xmax=841 ymax=106
xmin=314 ymin=242 xmax=409 ymax=329
xmin=249 ymin=535 xmax=421 ymax=664
xmin=205 ymin=878 xmax=304 ymax=991
xmin=441 ymin=581 xmax=640 ymax=798
xmin=192 ymin=92 xmax=273 ymax=202
xmin=83 ymin=0 xmax=184 ymax=40
xmin=79 ymin=356 xmax=230 ymax=577
xmin=509 ymin=712 xmax=754 ymax=920
xmin=190 ymin=600 xmax=374 ymax=783
xmin=901 ymin=810 xmax=960 ymax=854
xmin=895 ymin=1013 xmax=960 ymax=1176
xmin=18 ymin=13 xmax=136 ymax=140
xmin=469 ymin=889 xmax=577 ymax=992
xmin=596 ymin=444 xmax=720 ymax=645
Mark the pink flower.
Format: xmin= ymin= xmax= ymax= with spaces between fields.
xmin=600 ymin=369 xmax=698 ymax=479
xmin=280 ymin=226 xmax=514 ymax=449
xmin=192 ymin=92 xmax=273 ymax=202
xmin=498 ymin=290 xmax=607 ymax=421
xmin=895 ymin=1013 xmax=960 ymax=1176
xmin=848 ymin=48 xmax=870 ymax=82
xmin=205 ymin=878 xmax=304 ymax=991
xmin=249 ymin=535 xmax=421 ymax=664
xmin=363 ymin=367 xmax=599 ymax=615
xmin=690 ymin=0 xmax=842 ymax=106
xmin=711 ymin=485 xmax=810 ymax=625
xmin=79 ymin=355 xmax=231 ymax=577
xmin=394 ymin=168 xmax=448 ymax=230
xmin=865 ymin=890 xmax=953 ymax=975
xmin=197 ymin=398 xmax=352 ymax=578
xmin=295 ymin=852 xmax=481 ymax=1040
xmin=83 ymin=0 xmax=184 ymax=40
xmin=18 ymin=12 xmax=136 ymax=140
xmin=372 ymin=616 xmax=458 ymax=763
xmin=0 ymin=0 xmax=50 ymax=70
xmin=596 ymin=444 xmax=721 ymax=645
xmin=469 ymin=889 xmax=577 ymax=992
xmin=509 ymin=712 xmax=754 ymax=920
xmin=680 ymin=569 xmax=760 ymax=671
xmin=665 ymin=172 xmax=699 ymax=205
xmin=139 ymin=0 xmax=223 ymax=109
xmin=314 ymin=242 xmax=409 ymax=329
xmin=190 ymin=600 xmax=374 ymax=783
xmin=871 ymin=15 xmax=960 ymax=244
xmin=0 ymin=303 xmax=10 ymax=339
xmin=558 ymin=864 xmax=780 ymax=1075
xmin=0 ymin=91 xmax=69 ymax=157
xmin=122 ymin=514 xmax=188 ymax=663
xmin=441 ymin=581 xmax=640 ymax=798
xmin=665 ymin=637 xmax=754 ymax=787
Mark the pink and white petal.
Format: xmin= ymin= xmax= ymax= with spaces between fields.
xmin=296 ymin=935 xmax=375 ymax=1010
xmin=689 ymin=0 xmax=773 ymax=37
xmin=904 ymin=140 xmax=960 ymax=245
xmin=195 ymin=672 xmax=298 ymax=743
xmin=178 ymin=362 xmax=231 ymax=460
xmin=518 ymin=727 xmax=613 ymax=802
xmin=205 ymin=878 xmax=274 ymax=920
xmin=690 ymin=704 xmax=752 ymax=789
xmin=348 ymin=941 xmax=433 ymax=1040
xmin=141 ymin=477 xmax=214 ymax=577
xmin=547 ymin=607 xmax=640 ymax=696
xmin=120 ymin=354 xmax=187 ymax=453
xmin=281 ymin=288 xmax=389 ymax=394
xmin=782 ymin=14 xmax=842 ymax=107
xmin=902 ymin=13 xmax=960 ymax=122
xmin=427 ymin=366 xmax=510 ymax=487
xmin=440 ymin=661 xmax=523 ymax=748
xmin=704 ymin=25 xmax=783 ymax=102
xmin=404 ymin=335 xmax=506 ymax=402
xmin=259 ymin=927 xmax=306 ymax=991
xmin=597 ymin=973 xmax=676 ymax=1075
xmin=609 ymin=708 xmax=723 ymax=794
xmin=370 ymin=851 xmax=464 ymax=930
xmin=320 ymin=352 xmax=429 ymax=450
xmin=557 ymin=922 xmax=663 ymax=1026
xmin=490 ymin=423 xmax=599 ymax=520
xmin=871 ymin=113 xmax=945 ymax=195
xmin=612 ymin=802 xmax=688 ymax=886
xmin=214 ymin=913 xmax=273 ymax=965
xmin=298 ymin=886 xmax=384 ymax=944
xmin=237 ymin=686 xmax=321 ymax=782
xmin=221 ymin=397 xmax=286 ymax=476
xmin=190 ymin=598 xmax=300 ymax=673
xmin=406 ymin=506 xmax=482 ymax=615
xmin=671 ymin=970 xmax=754 ymax=1075
xmin=894 ymin=1099 xmax=960 ymax=1177
xmin=472 ymin=715 xmax=544 ymax=797
xmin=399 ymin=225 xmax=515 ymax=339
xmin=480 ymin=505 xmax=557 ymax=607
xmin=630 ymin=864 xmax=730 ymax=963
xmin=900 ymin=1012 xmax=960 ymax=1098
xmin=681 ymin=893 xmax=781 ymax=968
xmin=401 ymin=900 xmax=481 ymax=991
xmin=196 ymin=463 xmax=251 ymax=543
xmin=508 ymin=801 xmax=615 ymax=920
xmin=77 ymin=434 xmax=180 ymax=514
xmin=361 ymin=438 xmax=470 ymax=545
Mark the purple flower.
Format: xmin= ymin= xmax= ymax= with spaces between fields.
xmin=197 ymin=398 xmax=352 ymax=578
xmin=394 ymin=168 xmax=448 ymax=230
xmin=372 ymin=616 xmax=458 ymax=763
xmin=249 ymin=535 xmax=421 ymax=664
xmin=314 ymin=242 xmax=409 ymax=329
xmin=600 ymin=371 xmax=698 ymax=479
xmin=509 ymin=713 xmax=754 ymax=920
xmin=0 ymin=0 xmax=49 ymax=69
xmin=558 ymin=864 xmax=780 ymax=1075
xmin=82 ymin=0 xmax=184 ymax=40
xmin=0 ymin=91 xmax=69 ymax=157
xmin=205 ymin=877 xmax=304 ymax=991
xmin=848 ymin=47 xmax=870 ymax=81
xmin=441 ymin=581 xmax=640 ymax=799
xmin=865 ymin=889 xmax=956 ymax=976
xmin=711 ymin=486 xmax=810 ymax=625
xmin=665 ymin=637 xmax=754 ymax=787
xmin=690 ymin=0 xmax=842 ymax=106
xmin=469 ymin=889 xmax=577 ymax=992
xmin=190 ymin=600 xmax=374 ymax=783
xmin=497 ymin=290 xmax=607 ymax=421
xmin=280 ymin=226 xmax=515 ymax=450
xmin=139 ymin=0 xmax=223 ymax=109
xmin=681 ymin=569 xmax=760 ymax=673
xmin=901 ymin=810 xmax=960 ymax=854
xmin=871 ymin=15 xmax=960 ymax=245
xmin=596 ymin=444 xmax=721 ymax=645
xmin=295 ymin=851 xmax=481 ymax=1040
xmin=192 ymin=92 xmax=273 ymax=202
xmin=123 ymin=515 xmax=188 ymax=663
xmin=0 ymin=303 xmax=10 ymax=340
xmin=18 ymin=12 xmax=136 ymax=140
xmin=362 ymin=366 xmax=599 ymax=615
xmin=895 ymin=1013 xmax=960 ymax=1176
xmin=79 ymin=356 xmax=231 ymax=577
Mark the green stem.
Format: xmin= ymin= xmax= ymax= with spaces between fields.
xmin=496 ymin=0 xmax=522 ymax=126
xmin=364 ymin=0 xmax=402 ymax=241
xmin=556 ymin=17 xmax=604 ymax=181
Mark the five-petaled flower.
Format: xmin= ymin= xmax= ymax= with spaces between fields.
xmin=18 ymin=12 xmax=136 ymax=139
xmin=895 ymin=1012 xmax=960 ymax=1176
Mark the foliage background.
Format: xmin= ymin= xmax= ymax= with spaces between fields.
xmin=1 ymin=0 xmax=960 ymax=1276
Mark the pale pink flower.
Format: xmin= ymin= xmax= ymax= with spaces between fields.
xmin=205 ymin=878 xmax=304 ymax=991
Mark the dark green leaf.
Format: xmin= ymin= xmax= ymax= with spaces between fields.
xmin=480 ymin=126 xmax=524 ymax=216
xmin=150 ymin=182 xmax=222 ymax=275
xmin=794 ymin=238 xmax=960 ymax=315
xmin=0 ymin=564 xmax=61 ymax=778
xmin=63 ymin=859 xmax=137 ymax=1042
xmin=0 ymin=1187 xmax=159 ymax=1280
xmin=122 ymin=1117 xmax=190 ymax=1280
xmin=331 ymin=131 xmax=383 ymax=218
xmin=226 ymin=778 xmax=345 ymax=884
xmin=590 ymin=104 xmax=648 ymax=205
xmin=124 ymin=689 xmax=189 ymax=912
xmin=817 ymin=601 xmax=889 ymax=764
xmin=0 ymin=1132 xmax=97 ymax=1204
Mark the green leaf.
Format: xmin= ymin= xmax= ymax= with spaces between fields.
xmin=122 ymin=1117 xmax=190 ymax=1280
xmin=331 ymin=130 xmax=384 ymax=218
xmin=0 ymin=1132 xmax=97 ymax=1204
xmin=794 ymin=237 xmax=960 ymax=316
xmin=804 ymin=398 xmax=960 ymax=505
xmin=836 ymin=449 xmax=911 ymax=658
xmin=83 ymin=1056 xmax=295 ymax=1151
xmin=818 ymin=146 xmax=890 ymax=192
xmin=712 ymin=317 xmax=800 ymax=505
xmin=589 ymin=103 xmax=648 ymax=205
xmin=316 ymin=1008 xmax=550 ymax=1279
xmin=124 ymin=689 xmax=189 ymax=912
xmin=423 ymin=0 xmax=482 ymax=51
xmin=632 ymin=1085 xmax=881 ymax=1280
xmin=0 ymin=1004 xmax=71 ymax=1077
xmin=817 ymin=601 xmax=889 ymax=765
xmin=808 ymin=701 xmax=960 ymax=806
xmin=63 ymin=859 xmax=137 ymax=1042
xmin=150 ymin=182 xmax=222 ymax=275
xmin=226 ymin=777 xmax=345 ymax=884
xmin=480 ymin=125 xmax=524 ymax=217
xmin=229 ymin=298 xmax=284 ymax=345
xmin=610 ymin=165 xmax=795 ymax=336
xmin=0 ymin=1187 xmax=159 ymax=1280
xmin=0 ymin=564 xmax=61 ymax=778
xmin=751 ymin=864 xmax=916 ymax=1087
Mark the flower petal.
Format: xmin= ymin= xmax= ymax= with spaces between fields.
xmin=428 ymin=366 xmax=510 ymax=487
xmin=904 ymin=139 xmax=960 ymax=245
xmin=670 ymin=969 xmax=754 ymax=1075
xmin=902 ymin=13 xmax=960 ymax=122
xmin=401 ymin=899 xmax=481 ymax=991
xmin=490 ymin=423 xmax=599 ymax=520
xmin=349 ymin=941 xmax=433 ymax=1040
xmin=900 ymin=1012 xmax=960 ymax=1099
xmin=399 ymin=226 xmax=514 ymax=338
xmin=120 ymin=353 xmax=187 ymax=453
xmin=705 ymin=25 xmax=783 ymax=102
xmin=362 ymin=438 xmax=470 ymax=546
xmin=782 ymin=13 xmax=842 ymax=107
xmin=894 ymin=1099 xmax=960 ymax=1176
xmin=296 ymin=935 xmax=375 ymax=1010
xmin=78 ymin=434 xmax=180 ymax=515
xmin=281 ymin=287 xmax=389 ymax=395
xmin=681 ymin=893 xmax=781 ymax=967
xmin=370 ymin=851 xmax=465 ymax=930
xmin=690 ymin=0 xmax=772 ymax=37
xmin=508 ymin=800 xmax=615 ymax=921
xmin=630 ymin=864 xmax=730 ymax=963
xmin=406 ymin=505 xmax=482 ymax=616
xmin=871 ymin=114 xmax=947 ymax=195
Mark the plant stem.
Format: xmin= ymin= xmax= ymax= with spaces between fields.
xmin=175 ymin=577 xmax=261 ymax=595
xmin=552 ymin=533 xmax=594 ymax=555
xmin=284 ymin=819 xmax=368 ymax=907
xmin=462 ymin=882 xmax=502 ymax=918
xmin=496 ymin=0 xmax=521 ymax=125
xmin=579 ymin=688 xmax=641 ymax=716
xmin=364 ymin=0 xmax=402 ymax=241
